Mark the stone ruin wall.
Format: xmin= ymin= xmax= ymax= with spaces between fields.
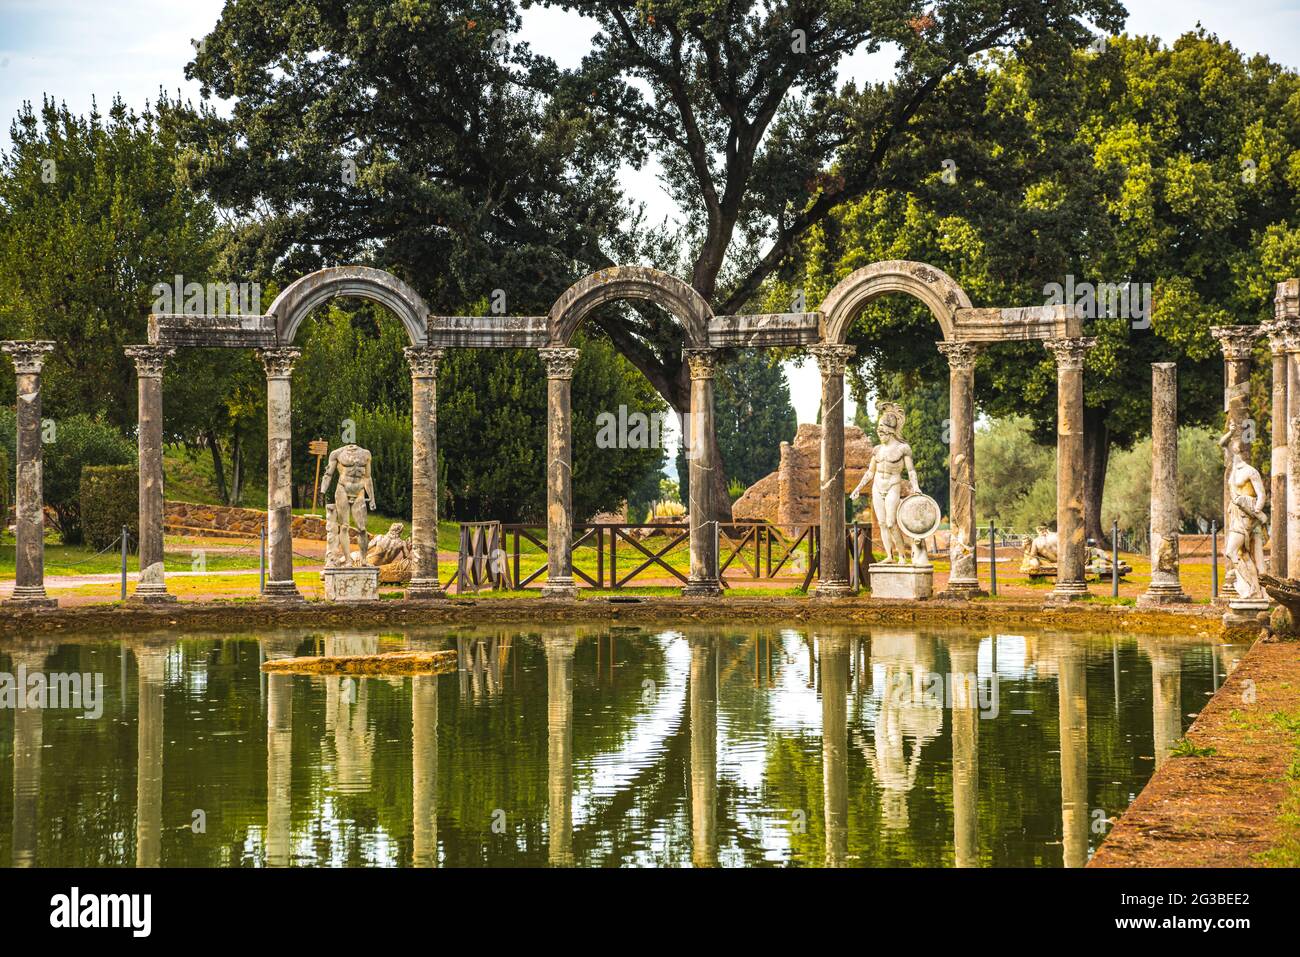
xmin=732 ymin=423 xmax=874 ymax=530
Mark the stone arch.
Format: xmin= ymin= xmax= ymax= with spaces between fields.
xmin=818 ymin=260 xmax=972 ymax=344
xmin=268 ymin=265 xmax=430 ymax=346
xmin=547 ymin=266 xmax=712 ymax=347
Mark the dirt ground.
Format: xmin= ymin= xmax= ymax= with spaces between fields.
xmin=1090 ymin=637 xmax=1300 ymax=867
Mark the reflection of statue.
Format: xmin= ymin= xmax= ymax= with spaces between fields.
xmin=851 ymin=404 xmax=922 ymax=564
xmin=320 ymin=444 xmax=376 ymax=567
xmin=1220 ymin=424 xmax=1268 ymax=599
xmin=1021 ymin=526 xmax=1058 ymax=574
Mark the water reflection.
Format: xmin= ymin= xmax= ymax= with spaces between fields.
xmin=1 ymin=625 xmax=1222 ymax=868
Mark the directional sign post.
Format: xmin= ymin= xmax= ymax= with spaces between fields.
xmin=309 ymin=439 xmax=329 ymax=512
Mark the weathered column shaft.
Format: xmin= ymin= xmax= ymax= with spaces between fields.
xmin=1278 ymin=284 xmax=1300 ymax=575
xmin=1046 ymin=338 xmax=1096 ymax=601
xmin=540 ymin=348 xmax=579 ymax=599
xmin=683 ymin=349 xmax=722 ymax=597
xmin=1139 ymin=363 xmax=1189 ymax=604
xmin=810 ymin=344 xmax=855 ymax=598
xmin=1288 ymin=342 xmax=1300 ymax=573
xmin=405 ymin=347 xmax=445 ymax=599
xmin=2 ymin=341 xmax=56 ymax=607
xmin=1270 ymin=328 xmax=1289 ymax=576
xmin=126 ymin=346 xmax=176 ymax=602
xmin=938 ymin=342 xmax=983 ymax=598
xmin=259 ymin=348 xmax=302 ymax=601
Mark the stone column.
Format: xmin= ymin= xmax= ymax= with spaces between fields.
xmin=948 ymin=637 xmax=980 ymax=867
xmin=125 ymin=346 xmax=176 ymax=603
xmin=819 ymin=634 xmax=851 ymax=867
xmin=1288 ymin=329 xmax=1300 ymax=579
xmin=404 ymin=346 xmax=446 ymax=600
xmin=543 ymin=633 xmax=578 ymax=866
xmin=259 ymin=348 xmax=303 ymax=601
xmin=1139 ymin=363 xmax=1189 ymax=605
xmin=810 ymin=344 xmax=856 ymax=598
xmin=1057 ymin=641 xmax=1089 ymax=868
xmin=937 ymin=341 xmax=985 ymax=599
xmin=1 ymin=341 xmax=57 ymax=608
xmin=135 ymin=645 xmax=167 ymax=868
xmin=1213 ymin=326 xmax=1261 ymax=598
xmin=682 ymin=348 xmax=722 ymax=597
xmin=540 ymin=347 xmax=579 ymax=599
xmin=688 ymin=634 xmax=718 ymax=867
xmin=1045 ymin=337 xmax=1097 ymax=602
xmin=1268 ymin=323 xmax=1289 ymax=576
xmin=10 ymin=647 xmax=48 ymax=866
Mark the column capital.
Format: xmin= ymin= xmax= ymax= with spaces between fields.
xmin=682 ymin=348 xmax=718 ymax=380
xmin=936 ymin=340 xmax=982 ymax=372
xmin=1 ymin=341 xmax=55 ymax=375
xmin=124 ymin=344 xmax=175 ymax=378
xmin=1043 ymin=336 xmax=1097 ymax=371
xmin=539 ymin=346 xmax=580 ymax=380
xmin=1276 ymin=279 xmax=1299 ymax=321
xmin=541 ymin=633 xmax=580 ymax=659
xmin=1210 ymin=325 xmax=1264 ymax=361
xmin=403 ymin=345 xmax=446 ymax=378
xmin=808 ymin=343 xmax=856 ymax=377
xmin=1265 ymin=320 xmax=1295 ymax=355
xmin=258 ymin=347 xmax=301 ymax=379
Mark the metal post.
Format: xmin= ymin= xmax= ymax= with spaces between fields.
xmin=1210 ymin=520 xmax=1218 ymax=599
xmin=1111 ymin=519 xmax=1119 ymax=598
xmin=988 ymin=523 xmax=997 ymax=596
xmin=259 ymin=524 xmax=266 ymax=594
xmin=120 ymin=524 xmax=128 ymax=601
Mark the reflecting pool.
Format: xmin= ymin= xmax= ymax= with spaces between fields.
xmin=0 ymin=626 xmax=1239 ymax=867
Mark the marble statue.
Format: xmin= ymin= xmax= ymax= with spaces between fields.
xmin=320 ymin=443 xmax=376 ymax=567
xmin=1020 ymin=526 xmax=1058 ymax=575
xmin=850 ymin=403 xmax=923 ymax=563
xmin=366 ymin=521 xmax=411 ymax=566
xmin=1220 ymin=422 xmax=1268 ymax=600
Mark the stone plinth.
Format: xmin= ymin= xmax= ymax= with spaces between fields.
xmin=868 ymin=563 xmax=933 ymax=600
xmin=1223 ymin=597 xmax=1270 ymax=628
xmin=323 ymin=566 xmax=380 ymax=601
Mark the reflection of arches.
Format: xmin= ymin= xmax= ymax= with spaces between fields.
xmin=547 ymin=266 xmax=712 ymax=348
xmin=818 ymin=259 xmax=972 ymax=344
xmin=269 ymin=265 xmax=430 ymax=346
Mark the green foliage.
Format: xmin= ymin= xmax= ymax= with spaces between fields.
xmin=1101 ymin=426 xmax=1224 ymax=546
xmin=346 ymin=405 xmax=412 ymax=519
xmin=715 ymin=351 xmax=797 ymax=488
xmin=974 ymin=416 xmax=1059 ymax=533
xmin=79 ymin=465 xmax=139 ymax=550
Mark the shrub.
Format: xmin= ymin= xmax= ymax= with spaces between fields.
xmin=42 ymin=416 xmax=136 ymax=543
xmin=80 ymin=465 xmax=139 ymax=551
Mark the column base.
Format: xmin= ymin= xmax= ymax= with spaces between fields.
xmin=1223 ymin=597 xmax=1270 ymax=627
xmin=5 ymin=585 xmax=58 ymax=609
xmin=1046 ymin=580 xmax=1090 ymax=604
xmin=813 ymin=579 xmax=855 ymax=600
xmin=541 ymin=577 xmax=579 ymax=600
xmin=1136 ymin=582 xmax=1191 ymax=607
xmin=128 ymin=585 xmax=177 ymax=605
xmin=681 ymin=578 xmax=723 ymax=598
xmin=406 ymin=578 xmax=447 ymax=601
xmin=939 ymin=578 xmax=987 ymax=601
xmin=262 ymin=580 xmax=304 ymax=602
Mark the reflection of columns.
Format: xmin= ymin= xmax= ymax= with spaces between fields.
xmin=405 ymin=347 xmax=447 ymax=600
xmin=135 ymin=646 xmax=167 ymax=868
xmin=259 ymin=348 xmax=303 ymax=601
xmin=683 ymin=349 xmax=722 ymax=597
xmin=1045 ymin=338 xmax=1097 ymax=602
xmin=819 ymin=634 xmax=850 ymax=867
xmin=2 ymin=341 xmax=57 ymax=607
xmin=688 ymin=635 xmax=718 ymax=867
xmin=1139 ymin=364 xmax=1189 ymax=604
xmin=1213 ymin=327 xmax=1261 ymax=597
xmin=1150 ymin=645 xmax=1182 ymax=770
xmin=1268 ymin=324 xmax=1290 ymax=575
xmin=264 ymin=639 xmax=296 ymax=867
xmin=938 ymin=342 xmax=984 ymax=598
xmin=126 ymin=346 xmax=177 ymax=603
xmin=412 ymin=673 xmax=439 ymax=867
xmin=543 ymin=634 xmax=577 ymax=866
xmin=810 ymin=345 xmax=855 ymax=598
xmin=948 ymin=638 xmax=980 ymax=867
xmin=540 ymin=348 xmax=579 ymax=599
xmin=1057 ymin=643 xmax=1089 ymax=868
xmin=10 ymin=649 xmax=48 ymax=866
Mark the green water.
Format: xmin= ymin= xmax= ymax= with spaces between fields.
xmin=0 ymin=626 xmax=1237 ymax=867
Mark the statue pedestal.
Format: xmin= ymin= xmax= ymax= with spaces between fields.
xmin=1223 ymin=597 xmax=1269 ymax=627
xmin=868 ymin=563 xmax=933 ymax=600
xmin=323 ymin=566 xmax=380 ymax=602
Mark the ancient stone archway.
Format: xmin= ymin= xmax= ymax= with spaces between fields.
xmin=819 ymin=260 xmax=972 ymax=345
xmin=269 ymin=265 xmax=430 ymax=347
xmin=547 ymin=266 xmax=712 ymax=348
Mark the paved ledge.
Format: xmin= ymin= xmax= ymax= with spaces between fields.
xmin=1090 ymin=636 xmax=1300 ymax=867
xmin=0 ymin=594 xmax=1224 ymax=641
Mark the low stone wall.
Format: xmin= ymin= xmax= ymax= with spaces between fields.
xmin=164 ymin=501 xmax=328 ymax=541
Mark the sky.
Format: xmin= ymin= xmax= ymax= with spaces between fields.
xmin=1 ymin=0 xmax=1298 ymax=436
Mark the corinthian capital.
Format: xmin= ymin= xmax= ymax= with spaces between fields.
xmin=258 ymin=347 xmax=301 ymax=379
xmin=682 ymin=348 xmax=718 ymax=380
xmin=808 ymin=343 xmax=856 ymax=377
xmin=1043 ymin=336 xmax=1097 ymax=371
xmin=1 ymin=341 xmax=55 ymax=376
xmin=1276 ymin=279 xmax=1299 ymax=321
xmin=1210 ymin=325 xmax=1264 ymax=362
xmin=404 ymin=346 xmax=446 ymax=379
xmin=936 ymin=340 xmax=981 ymax=372
xmin=125 ymin=344 xmax=175 ymax=378
xmin=539 ymin=346 xmax=580 ymax=380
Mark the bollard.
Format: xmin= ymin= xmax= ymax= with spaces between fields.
xmin=1111 ymin=519 xmax=1119 ymax=598
xmin=1211 ymin=520 xmax=1218 ymax=599
xmin=120 ymin=524 xmax=128 ymax=601
xmin=259 ymin=524 xmax=266 ymax=595
xmin=988 ymin=523 xmax=997 ymax=596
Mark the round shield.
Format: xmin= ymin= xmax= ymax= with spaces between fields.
xmin=897 ymin=493 xmax=941 ymax=541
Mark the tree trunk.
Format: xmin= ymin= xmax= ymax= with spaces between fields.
xmin=206 ymin=429 xmax=229 ymax=506
xmin=1082 ymin=406 xmax=1111 ymax=550
xmin=230 ymin=431 xmax=243 ymax=507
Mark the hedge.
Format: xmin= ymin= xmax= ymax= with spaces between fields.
xmin=80 ymin=465 xmax=138 ymax=551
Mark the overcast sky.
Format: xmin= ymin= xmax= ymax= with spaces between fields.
xmin=1 ymin=0 xmax=1297 ymax=431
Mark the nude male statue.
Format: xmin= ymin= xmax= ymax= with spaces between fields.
xmin=1219 ymin=422 xmax=1268 ymax=599
xmin=850 ymin=403 xmax=920 ymax=564
xmin=320 ymin=443 xmax=376 ymax=566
